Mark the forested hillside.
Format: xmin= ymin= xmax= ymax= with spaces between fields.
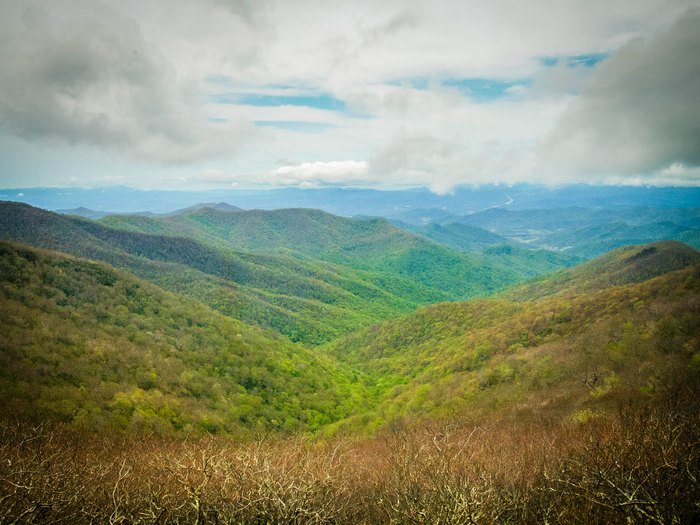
xmin=99 ymin=206 xmax=575 ymax=290
xmin=0 ymin=202 xmax=460 ymax=343
xmin=1 ymin=205 xmax=699 ymax=523
xmin=3 ymin=0 xmax=699 ymax=518
xmin=457 ymin=207 xmax=700 ymax=257
xmin=1 ymin=202 xmax=579 ymax=343
xmin=393 ymin=221 xmax=512 ymax=252
xmin=325 ymin=242 xmax=700 ymax=432
xmin=0 ymin=241 xmax=366 ymax=434
xmin=1 ymin=231 xmax=697 ymax=436
xmin=390 ymin=206 xmax=700 ymax=260
xmin=505 ymin=241 xmax=700 ymax=300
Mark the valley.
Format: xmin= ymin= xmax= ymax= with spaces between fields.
xmin=2 ymin=1 xmax=699 ymax=520
xmin=2 ymin=199 xmax=699 ymax=434
xmin=1 ymin=197 xmax=699 ymax=523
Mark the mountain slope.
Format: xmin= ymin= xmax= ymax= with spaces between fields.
xmin=0 ymin=202 xmax=459 ymax=344
xmin=388 ymin=222 xmax=583 ymax=278
xmin=56 ymin=207 xmax=110 ymax=219
xmin=324 ymin=242 xmax=700 ymax=432
xmin=1 ymin=232 xmax=697 ymax=437
xmin=0 ymin=241 xmax=366 ymax=434
xmin=396 ymin=221 xmax=511 ymax=252
xmin=100 ymin=206 xmax=568 ymax=298
xmin=505 ymin=240 xmax=700 ymax=300
xmin=457 ymin=206 xmax=700 ymax=256
xmin=543 ymin=221 xmax=700 ymax=258
xmin=162 ymin=202 xmax=243 ymax=216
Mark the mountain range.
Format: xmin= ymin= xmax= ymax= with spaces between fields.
xmin=0 ymin=202 xmax=578 ymax=344
xmin=4 ymin=183 xmax=700 ymax=216
xmin=1 ymin=199 xmax=698 ymax=436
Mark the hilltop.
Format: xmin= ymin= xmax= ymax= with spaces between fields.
xmin=99 ymin=205 xmax=577 ymax=292
xmin=505 ymin=240 xmax=700 ymax=300
xmin=388 ymin=205 xmax=700 ymax=260
xmin=0 ymin=202 xmax=586 ymax=344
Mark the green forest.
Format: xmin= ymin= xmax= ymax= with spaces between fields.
xmin=1 ymin=201 xmax=699 ymax=523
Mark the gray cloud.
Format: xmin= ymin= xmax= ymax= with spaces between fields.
xmin=537 ymin=11 xmax=700 ymax=181
xmin=368 ymin=130 xmax=513 ymax=194
xmin=211 ymin=0 xmax=270 ymax=25
xmin=1 ymin=0 xmax=699 ymax=190
xmin=529 ymin=59 xmax=598 ymax=98
xmin=0 ymin=1 xmax=251 ymax=164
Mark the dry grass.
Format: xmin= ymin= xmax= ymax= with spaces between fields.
xmin=1 ymin=390 xmax=698 ymax=524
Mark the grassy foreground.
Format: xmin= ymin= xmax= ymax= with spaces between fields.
xmin=1 ymin=387 xmax=698 ymax=524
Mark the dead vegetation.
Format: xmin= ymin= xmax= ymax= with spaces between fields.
xmin=1 ymin=389 xmax=698 ymax=524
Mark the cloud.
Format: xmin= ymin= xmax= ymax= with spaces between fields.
xmin=529 ymin=57 xmax=602 ymax=98
xmin=166 ymin=163 xmax=372 ymax=190
xmin=537 ymin=11 xmax=700 ymax=182
xmin=0 ymin=1 xmax=252 ymax=164
xmin=267 ymin=160 xmax=370 ymax=187
xmin=368 ymin=130 xmax=535 ymax=194
xmin=368 ymin=131 xmax=461 ymax=193
xmin=2 ymin=0 xmax=699 ymax=190
xmin=211 ymin=0 xmax=270 ymax=25
xmin=240 ymin=0 xmax=697 ymax=91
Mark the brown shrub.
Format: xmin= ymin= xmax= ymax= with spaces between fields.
xmin=1 ymin=391 xmax=698 ymax=524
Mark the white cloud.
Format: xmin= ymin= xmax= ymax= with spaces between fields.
xmin=267 ymin=161 xmax=370 ymax=187
xmin=536 ymin=11 xmax=700 ymax=183
xmin=529 ymin=60 xmax=597 ymax=98
xmin=1 ymin=0 xmax=699 ymax=190
xmin=0 ymin=0 xmax=252 ymax=164
xmin=97 ymin=0 xmax=697 ymax=94
xmin=368 ymin=129 xmax=537 ymax=194
xmin=232 ymin=0 xmax=697 ymax=89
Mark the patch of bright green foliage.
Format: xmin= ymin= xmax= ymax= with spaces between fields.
xmin=0 ymin=241 xmax=367 ymax=435
xmin=324 ymin=242 xmax=700 ymax=432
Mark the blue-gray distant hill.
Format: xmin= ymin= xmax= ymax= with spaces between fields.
xmin=4 ymin=183 xmax=699 ymax=216
xmin=454 ymin=206 xmax=700 ymax=258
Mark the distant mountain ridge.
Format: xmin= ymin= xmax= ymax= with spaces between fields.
xmin=56 ymin=206 xmax=111 ymax=219
xmin=99 ymin=205 xmax=583 ymax=292
xmin=4 ymin=183 xmax=699 ymax=216
xmin=57 ymin=201 xmax=244 ymax=220
xmin=504 ymin=240 xmax=700 ymax=301
xmin=161 ymin=202 xmax=243 ymax=216
xmin=391 ymin=221 xmax=512 ymax=252
xmin=1 ymin=202 xmax=464 ymax=344
xmin=3 ymin=201 xmax=569 ymax=344
xmin=389 ymin=205 xmax=700 ymax=259
xmin=49 ymin=192 xmax=700 ymax=262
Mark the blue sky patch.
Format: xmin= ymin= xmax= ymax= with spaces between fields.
xmin=568 ymin=53 xmax=608 ymax=67
xmin=442 ymin=78 xmax=531 ymax=102
xmin=540 ymin=53 xmax=609 ymax=68
xmin=211 ymin=92 xmax=347 ymax=112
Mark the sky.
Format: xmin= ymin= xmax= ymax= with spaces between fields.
xmin=0 ymin=0 xmax=699 ymax=193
